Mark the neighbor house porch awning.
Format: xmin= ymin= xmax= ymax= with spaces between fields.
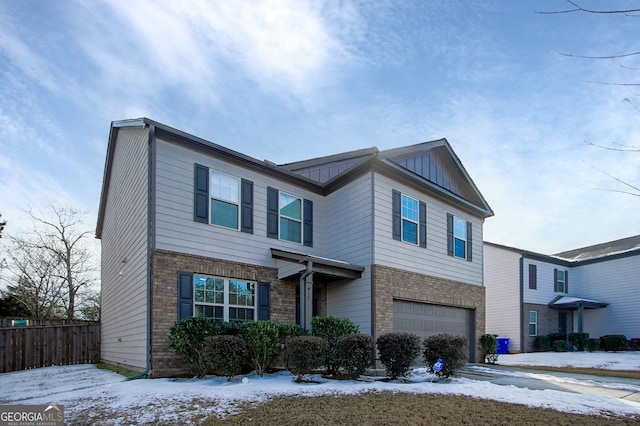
xmin=270 ymin=248 xmax=365 ymax=282
xmin=548 ymin=296 xmax=608 ymax=334
xmin=548 ymin=296 xmax=608 ymax=310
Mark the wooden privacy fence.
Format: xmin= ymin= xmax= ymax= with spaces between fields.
xmin=0 ymin=321 xmax=100 ymax=373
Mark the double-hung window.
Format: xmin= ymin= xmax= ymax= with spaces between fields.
xmin=529 ymin=310 xmax=537 ymax=336
xmin=555 ymin=269 xmax=568 ymax=293
xmin=401 ymin=194 xmax=419 ymax=244
xmin=453 ymin=216 xmax=467 ymax=259
xmin=279 ymin=192 xmax=302 ymax=243
xmin=194 ymin=275 xmax=256 ymax=322
xmin=210 ymin=171 xmax=239 ymax=229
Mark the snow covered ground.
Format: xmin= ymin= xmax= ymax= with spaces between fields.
xmin=0 ymin=352 xmax=639 ymax=424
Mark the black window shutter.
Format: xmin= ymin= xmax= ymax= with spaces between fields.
xmin=419 ymin=201 xmax=427 ymax=248
xmin=446 ymin=213 xmax=454 ymax=256
xmin=529 ymin=265 xmax=537 ymax=290
xmin=267 ymin=187 xmax=279 ymax=239
xmin=392 ymin=190 xmax=401 ymax=241
xmin=565 ymin=270 xmax=568 ymax=293
xmin=257 ymin=282 xmax=271 ymax=320
xmin=178 ymin=271 xmax=194 ymax=321
xmin=241 ymin=179 xmax=253 ymax=234
xmin=303 ymin=199 xmax=313 ymax=247
xmin=194 ymin=164 xmax=209 ymax=223
xmin=553 ymin=268 xmax=558 ymax=292
xmin=466 ymin=221 xmax=473 ymax=262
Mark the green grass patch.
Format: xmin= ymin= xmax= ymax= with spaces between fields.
xmin=94 ymin=362 xmax=142 ymax=379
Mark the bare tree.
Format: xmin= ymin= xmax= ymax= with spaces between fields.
xmin=0 ymin=213 xmax=6 ymax=238
xmin=27 ymin=206 xmax=97 ymax=319
xmin=3 ymin=237 xmax=67 ymax=318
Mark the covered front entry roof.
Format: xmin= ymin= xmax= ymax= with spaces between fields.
xmin=548 ymin=296 xmax=609 ymax=310
xmin=270 ymin=248 xmax=365 ymax=283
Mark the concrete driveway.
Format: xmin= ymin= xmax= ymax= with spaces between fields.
xmin=460 ymin=364 xmax=640 ymax=404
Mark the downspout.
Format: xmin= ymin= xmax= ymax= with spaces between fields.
xmin=519 ymin=255 xmax=524 ymax=353
xmin=299 ymin=261 xmax=313 ymax=331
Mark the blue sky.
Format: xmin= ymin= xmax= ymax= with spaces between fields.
xmin=1 ymin=0 xmax=639 ymax=254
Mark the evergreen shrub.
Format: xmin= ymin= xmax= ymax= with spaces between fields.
xmin=286 ymin=336 xmax=328 ymax=382
xmin=205 ymin=335 xmax=247 ymax=380
xmin=336 ymin=334 xmax=374 ymax=379
xmin=311 ymin=316 xmax=360 ymax=375
xmin=423 ymin=333 xmax=469 ymax=379
xmin=376 ymin=332 xmax=421 ymax=379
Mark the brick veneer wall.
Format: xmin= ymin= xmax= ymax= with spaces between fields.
xmin=151 ymin=249 xmax=297 ymax=377
xmin=372 ymin=264 xmax=486 ymax=363
xmin=522 ymin=303 xmax=572 ymax=352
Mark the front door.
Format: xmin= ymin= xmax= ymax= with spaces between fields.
xmin=558 ymin=312 xmax=567 ymax=334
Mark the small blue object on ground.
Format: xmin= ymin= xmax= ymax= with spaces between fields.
xmin=496 ymin=338 xmax=510 ymax=354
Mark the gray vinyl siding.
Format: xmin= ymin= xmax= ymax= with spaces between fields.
xmin=373 ymin=173 xmax=484 ymax=286
xmin=522 ymin=259 xmax=567 ymax=305
xmin=571 ymin=255 xmax=640 ymax=338
xmin=154 ymin=139 xmax=328 ymax=266
xmin=324 ymin=173 xmax=374 ymax=334
xmin=484 ymin=244 xmax=522 ymax=352
xmin=101 ymin=126 xmax=149 ymax=370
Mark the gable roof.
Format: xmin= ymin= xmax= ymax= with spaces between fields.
xmin=485 ymin=234 xmax=640 ymax=267
xmin=96 ymin=118 xmax=493 ymax=236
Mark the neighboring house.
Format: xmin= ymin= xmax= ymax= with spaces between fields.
xmin=485 ymin=236 xmax=640 ymax=352
xmin=96 ymin=118 xmax=494 ymax=377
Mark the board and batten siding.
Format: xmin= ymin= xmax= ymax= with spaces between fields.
xmin=571 ymin=255 xmax=640 ymax=338
xmin=484 ymin=244 xmax=522 ymax=352
xmin=101 ymin=126 xmax=150 ymax=370
xmin=372 ymin=173 xmax=484 ymax=286
xmin=324 ymin=173 xmax=374 ymax=334
xmin=154 ymin=139 xmax=329 ymax=267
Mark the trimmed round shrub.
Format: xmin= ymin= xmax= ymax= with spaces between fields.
xmin=233 ymin=320 xmax=281 ymax=377
xmin=336 ymin=334 xmax=374 ymax=379
xmin=552 ymin=340 xmax=567 ymax=352
xmin=479 ymin=334 xmax=498 ymax=364
xmin=311 ymin=316 xmax=360 ymax=375
xmin=532 ymin=336 xmax=550 ymax=352
xmin=286 ymin=336 xmax=328 ymax=382
xmin=586 ymin=338 xmax=600 ymax=352
xmin=423 ymin=333 xmax=469 ymax=379
xmin=568 ymin=332 xmax=589 ymax=352
xmin=167 ymin=317 xmax=220 ymax=377
xmin=629 ymin=338 xmax=640 ymax=351
xmin=600 ymin=335 xmax=628 ymax=352
xmin=205 ymin=335 xmax=247 ymax=380
xmin=376 ymin=332 xmax=421 ymax=379
xmin=278 ymin=323 xmax=307 ymax=340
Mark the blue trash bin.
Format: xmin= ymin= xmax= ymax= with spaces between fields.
xmin=496 ymin=338 xmax=510 ymax=354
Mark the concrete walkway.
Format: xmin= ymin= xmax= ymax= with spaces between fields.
xmin=459 ymin=364 xmax=640 ymax=403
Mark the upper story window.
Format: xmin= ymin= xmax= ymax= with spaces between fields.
xmin=446 ymin=213 xmax=472 ymax=261
xmin=392 ymin=190 xmax=427 ymax=247
xmin=267 ymin=187 xmax=313 ymax=247
xmin=453 ymin=216 xmax=467 ymax=259
xmin=194 ymin=274 xmax=256 ymax=322
xmin=528 ymin=264 xmax=537 ymax=290
xmin=210 ymin=171 xmax=240 ymax=229
xmin=279 ymin=192 xmax=302 ymax=243
xmin=401 ymin=194 xmax=419 ymax=244
xmin=554 ymin=269 xmax=568 ymax=293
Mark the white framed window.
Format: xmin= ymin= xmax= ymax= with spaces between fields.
xmin=529 ymin=310 xmax=538 ymax=336
xmin=453 ymin=216 xmax=467 ymax=259
xmin=279 ymin=192 xmax=302 ymax=243
xmin=401 ymin=194 xmax=419 ymax=244
xmin=194 ymin=275 xmax=256 ymax=322
xmin=210 ymin=170 xmax=240 ymax=230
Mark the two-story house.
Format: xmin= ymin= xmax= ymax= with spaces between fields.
xmin=485 ymin=236 xmax=640 ymax=352
xmin=96 ymin=118 xmax=494 ymax=377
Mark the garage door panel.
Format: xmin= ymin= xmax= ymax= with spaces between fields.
xmin=392 ymin=299 xmax=474 ymax=362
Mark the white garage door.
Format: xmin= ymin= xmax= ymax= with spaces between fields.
xmin=393 ymin=300 xmax=474 ymax=361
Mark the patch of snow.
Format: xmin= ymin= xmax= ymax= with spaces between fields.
xmin=0 ymin=352 xmax=639 ymax=424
